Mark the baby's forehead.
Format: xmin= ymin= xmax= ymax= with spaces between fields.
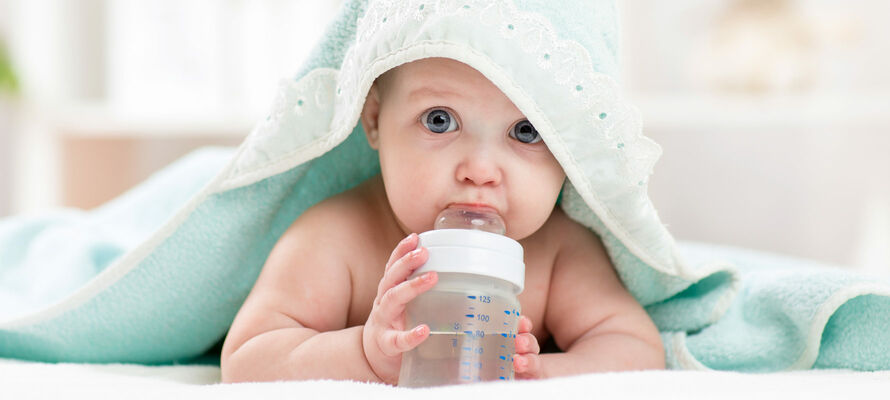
xmin=379 ymin=57 xmax=512 ymax=105
xmin=381 ymin=58 xmax=490 ymax=91
xmin=388 ymin=57 xmax=476 ymax=78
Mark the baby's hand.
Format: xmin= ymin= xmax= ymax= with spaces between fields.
xmin=513 ymin=315 xmax=543 ymax=379
xmin=362 ymin=233 xmax=438 ymax=385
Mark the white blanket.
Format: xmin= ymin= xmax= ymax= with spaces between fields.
xmin=4 ymin=358 xmax=890 ymax=400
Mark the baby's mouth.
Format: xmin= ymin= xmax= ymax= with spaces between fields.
xmin=446 ymin=202 xmax=499 ymax=215
xmin=435 ymin=204 xmax=506 ymax=235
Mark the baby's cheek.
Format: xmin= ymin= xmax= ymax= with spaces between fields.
xmin=389 ymin=188 xmax=439 ymax=233
xmin=506 ymin=204 xmax=551 ymax=240
xmin=515 ymin=180 xmax=562 ymax=236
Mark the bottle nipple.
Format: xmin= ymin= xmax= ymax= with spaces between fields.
xmin=434 ymin=205 xmax=506 ymax=235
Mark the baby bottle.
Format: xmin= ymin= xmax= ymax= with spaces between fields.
xmin=397 ymin=205 xmax=524 ymax=387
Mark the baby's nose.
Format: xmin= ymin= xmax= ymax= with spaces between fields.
xmin=455 ymin=150 xmax=502 ymax=186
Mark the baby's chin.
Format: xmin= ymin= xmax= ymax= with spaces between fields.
xmin=504 ymin=211 xmax=556 ymax=241
xmin=503 ymin=225 xmax=540 ymax=241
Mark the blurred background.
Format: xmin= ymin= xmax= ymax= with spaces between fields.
xmin=0 ymin=0 xmax=887 ymax=273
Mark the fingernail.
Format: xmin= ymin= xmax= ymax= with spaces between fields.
xmin=410 ymin=248 xmax=423 ymax=259
xmin=413 ymin=325 xmax=426 ymax=336
xmin=422 ymin=271 xmax=435 ymax=282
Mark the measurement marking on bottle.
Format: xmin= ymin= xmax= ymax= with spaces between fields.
xmin=503 ymin=322 xmax=508 ymax=326
xmin=467 ymin=296 xmax=476 ymax=299
xmin=462 ymin=376 xmax=471 ymax=380
xmin=499 ymin=376 xmax=506 ymax=380
xmin=500 ymin=344 xmax=506 ymax=348
xmin=503 ymin=310 xmax=511 ymax=315
xmin=469 ymin=306 xmax=475 ymax=310
xmin=462 ymin=347 xmax=471 ymax=351
xmin=464 ymin=330 xmax=473 ymax=336
xmin=501 ymin=333 xmax=508 ymax=338
xmin=499 ymin=355 xmax=506 ymax=360
xmin=461 ymin=361 xmax=470 ymax=366
xmin=465 ymin=314 xmax=474 ymax=318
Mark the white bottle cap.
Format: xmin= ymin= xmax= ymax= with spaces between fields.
xmin=410 ymin=206 xmax=524 ymax=293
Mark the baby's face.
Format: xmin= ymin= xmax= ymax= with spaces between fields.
xmin=362 ymin=58 xmax=565 ymax=240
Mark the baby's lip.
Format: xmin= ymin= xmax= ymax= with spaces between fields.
xmin=446 ymin=202 xmax=501 ymax=216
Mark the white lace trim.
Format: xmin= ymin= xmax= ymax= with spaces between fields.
xmin=224 ymin=68 xmax=338 ymax=186
xmin=333 ymin=0 xmax=661 ymax=187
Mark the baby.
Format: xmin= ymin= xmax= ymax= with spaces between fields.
xmin=220 ymin=57 xmax=664 ymax=384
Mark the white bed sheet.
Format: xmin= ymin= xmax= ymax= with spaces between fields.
xmin=4 ymin=358 xmax=890 ymax=400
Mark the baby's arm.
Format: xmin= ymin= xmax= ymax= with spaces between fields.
xmin=525 ymin=218 xmax=664 ymax=378
xmin=221 ymin=200 xmax=437 ymax=384
xmin=220 ymin=204 xmax=380 ymax=382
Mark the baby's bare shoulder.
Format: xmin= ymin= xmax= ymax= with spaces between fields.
xmin=284 ymin=180 xmax=391 ymax=278
xmin=542 ymin=209 xmax=664 ymax=361
xmin=293 ymin=184 xmax=380 ymax=238
xmin=540 ymin=208 xmax=632 ymax=347
xmin=222 ymin=179 xmax=387 ymax=362
xmin=544 ymin=208 xmax=614 ymax=282
xmin=240 ymin=182 xmax=379 ymax=326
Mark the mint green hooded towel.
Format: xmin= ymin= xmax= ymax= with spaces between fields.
xmin=1 ymin=0 xmax=889 ymax=372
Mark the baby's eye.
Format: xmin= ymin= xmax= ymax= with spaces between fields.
xmin=421 ymin=108 xmax=459 ymax=134
xmin=509 ymin=120 xmax=542 ymax=144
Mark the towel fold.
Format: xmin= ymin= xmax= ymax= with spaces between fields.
xmin=1 ymin=0 xmax=889 ymax=372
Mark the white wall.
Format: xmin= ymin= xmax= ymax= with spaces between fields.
xmin=0 ymin=0 xmax=341 ymax=214
xmin=620 ymin=0 xmax=890 ymax=270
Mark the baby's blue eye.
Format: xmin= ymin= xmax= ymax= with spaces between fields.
xmin=421 ymin=108 xmax=458 ymax=134
xmin=509 ymin=120 xmax=542 ymax=144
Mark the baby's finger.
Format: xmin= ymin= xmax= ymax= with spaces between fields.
xmin=376 ymin=246 xmax=428 ymax=298
xmin=379 ymin=325 xmax=430 ymax=357
xmin=378 ymin=271 xmax=438 ymax=322
xmin=514 ymin=353 xmax=543 ymax=380
xmin=517 ymin=315 xmax=533 ymax=333
xmin=385 ymin=233 xmax=418 ymax=271
xmin=515 ymin=332 xmax=540 ymax=355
